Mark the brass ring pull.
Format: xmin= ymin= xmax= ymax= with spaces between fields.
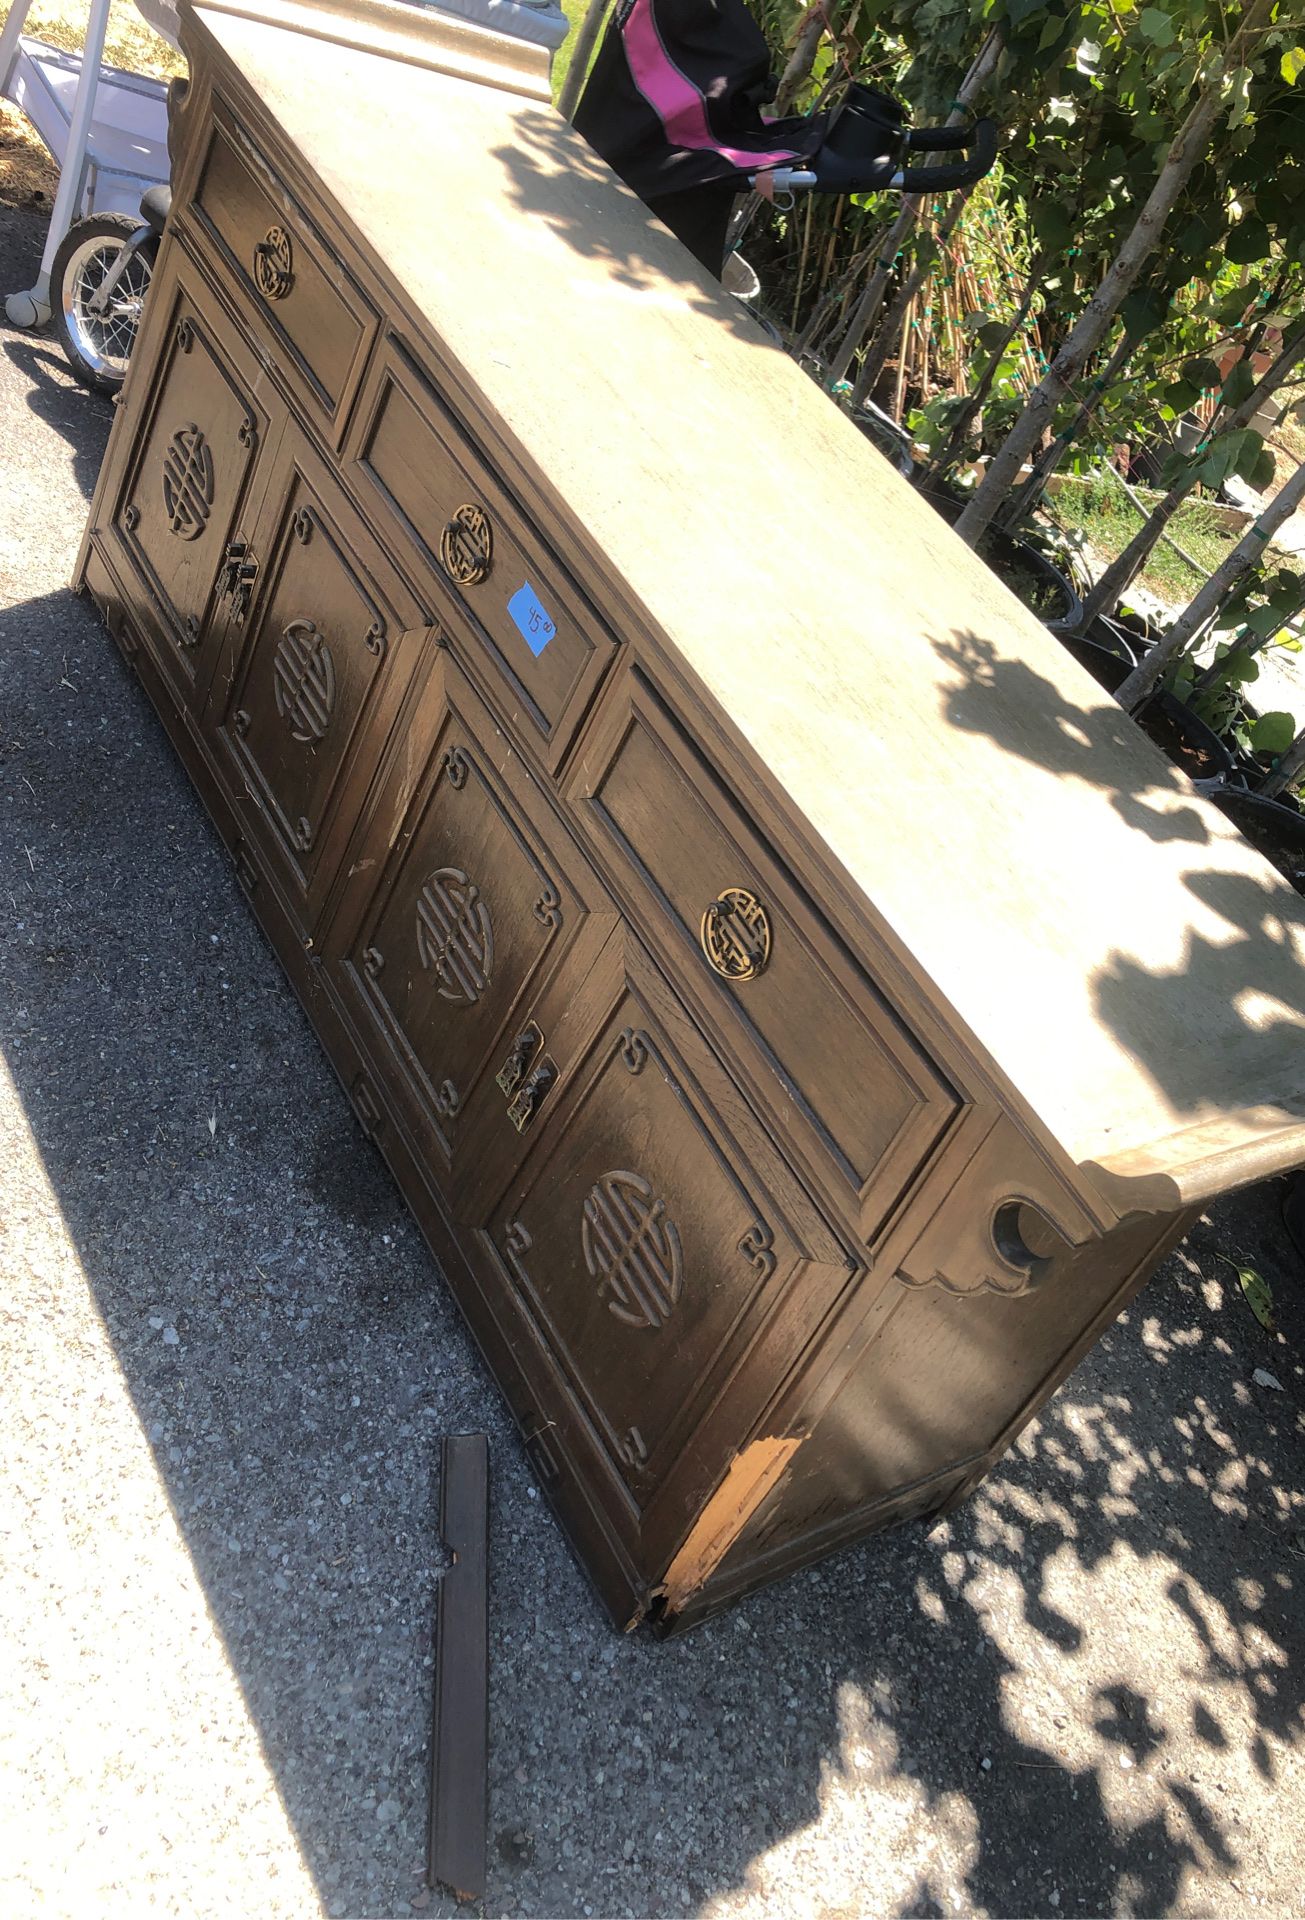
xmin=252 ymin=226 xmax=294 ymax=301
xmin=700 ymin=887 xmax=772 ymax=981
xmin=439 ymin=503 xmax=494 ymax=585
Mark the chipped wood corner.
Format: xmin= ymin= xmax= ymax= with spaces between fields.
xmin=656 ymin=1433 xmax=804 ymax=1619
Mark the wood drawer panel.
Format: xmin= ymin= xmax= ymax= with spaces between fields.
xmin=463 ymin=930 xmax=853 ymax=1581
xmin=567 ymin=668 xmax=960 ymax=1248
xmin=188 ymin=110 xmax=376 ymax=436
xmin=322 ymin=652 xmax=618 ymax=1211
xmin=347 ymin=339 xmax=616 ymax=770
xmin=204 ymin=428 xmax=425 ymax=939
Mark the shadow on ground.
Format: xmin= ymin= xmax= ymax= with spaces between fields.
xmin=1 ymin=202 xmax=1302 ymax=1918
xmin=1 ymin=584 xmax=1302 ymax=1919
xmin=2 ymin=332 xmax=113 ymax=499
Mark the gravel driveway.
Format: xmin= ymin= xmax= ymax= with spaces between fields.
xmin=1 ymin=199 xmax=1302 ymax=1920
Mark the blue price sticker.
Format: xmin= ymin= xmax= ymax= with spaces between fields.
xmin=508 ymin=583 xmax=557 ymax=657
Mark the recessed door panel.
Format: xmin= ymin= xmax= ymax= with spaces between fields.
xmin=324 ymin=655 xmax=616 ymax=1199
xmin=207 ymin=428 xmax=421 ymax=929
xmin=467 ymin=936 xmax=852 ymax=1562
xmin=110 ymin=255 xmax=269 ymax=711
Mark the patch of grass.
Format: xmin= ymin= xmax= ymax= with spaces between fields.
xmin=1048 ymin=470 xmax=1265 ymax=607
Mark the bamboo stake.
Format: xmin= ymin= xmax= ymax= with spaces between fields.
xmin=824 ymin=27 xmax=1003 ymax=386
xmin=853 ymin=191 xmax=969 ymax=405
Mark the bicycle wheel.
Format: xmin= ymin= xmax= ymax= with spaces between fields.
xmin=51 ymin=214 xmax=157 ymax=396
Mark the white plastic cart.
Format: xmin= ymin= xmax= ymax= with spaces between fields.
xmin=0 ymin=0 xmax=567 ymax=330
xmin=0 ymin=0 xmax=179 ymax=326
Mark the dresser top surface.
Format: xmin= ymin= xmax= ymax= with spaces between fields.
xmin=189 ymin=4 xmax=1305 ymax=1182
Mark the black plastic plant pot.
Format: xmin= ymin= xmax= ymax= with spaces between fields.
xmin=1078 ymin=616 xmax=1139 ymax=667
xmin=1054 ymin=635 xmax=1235 ymax=783
xmin=1209 ymin=788 xmax=1305 ymax=895
xmin=1110 ymin=605 xmax=1158 ymax=649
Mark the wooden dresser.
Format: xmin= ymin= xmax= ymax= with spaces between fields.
xmin=75 ymin=0 xmax=1305 ymax=1631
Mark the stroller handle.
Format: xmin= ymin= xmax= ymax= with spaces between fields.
xmin=897 ymin=117 xmax=998 ymax=192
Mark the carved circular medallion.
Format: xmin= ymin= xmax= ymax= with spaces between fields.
xmin=700 ymin=887 xmax=772 ymax=981
xmin=253 ymin=225 xmax=294 ymax=301
xmin=439 ymin=504 xmax=494 ymax=586
xmin=273 ymin=620 xmax=336 ymax=742
xmin=415 ymin=866 xmax=493 ymax=1005
xmin=161 ymin=424 xmax=214 ymax=540
xmin=582 ymin=1170 xmax=683 ymax=1330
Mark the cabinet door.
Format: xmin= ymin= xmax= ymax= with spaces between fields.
xmin=203 ymin=425 xmax=425 ymax=937
xmin=460 ymin=930 xmax=853 ymax=1582
xmin=322 ymin=652 xmax=618 ymax=1210
xmin=107 ymin=243 xmax=275 ymax=717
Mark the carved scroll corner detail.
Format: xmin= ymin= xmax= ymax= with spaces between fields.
xmin=618 ymin=1027 xmax=649 ymax=1074
xmin=738 ymin=1220 xmax=776 ymax=1282
xmin=440 ymin=745 xmax=470 ymax=790
xmin=532 ymin=886 xmax=562 ymax=931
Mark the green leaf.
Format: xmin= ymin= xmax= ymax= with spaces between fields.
xmin=1281 ymin=46 xmax=1305 ymax=86
xmin=1121 ymin=289 xmax=1169 ymax=339
xmin=1237 ymin=1264 xmax=1276 ymax=1334
xmin=1226 ymin=215 xmax=1270 ymax=267
xmin=1197 ymin=436 xmax=1241 ymax=491
xmin=1139 ymin=5 xmax=1175 ymax=45
xmin=1234 ymin=429 xmax=1267 ymax=484
xmin=1247 ymin=601 xmax=1285 ymax=637
xmin=976 ymin=321 xmax=1013 ymax=351
xmin=1032 ymin=201 xmax=1075 ymax=253
xmin=1182 ymin=357 xmax=1224 ymax=390
xmin=1250 ymin=712 xmax=1297 ymax=756
xmin=1165 ymin=379 xmax=1200 ymax=411
xmin=1219 ymin=358 xmax=1257 ymax=408
xmin=1250 ymin=448 xmax=1277 ymax=493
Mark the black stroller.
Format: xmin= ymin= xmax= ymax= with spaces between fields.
xmin=573 ymin=0 xmax=997 ymax=278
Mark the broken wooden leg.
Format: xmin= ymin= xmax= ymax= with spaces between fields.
xmin=427 ymin=1433 xmax=488 ymax=1903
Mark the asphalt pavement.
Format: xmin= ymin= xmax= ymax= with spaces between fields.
xmin=1 ymin=198 xmax=1303 ymax=1919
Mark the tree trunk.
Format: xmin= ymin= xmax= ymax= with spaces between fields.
xmin=996 ymin=332 xmax=1131 ymax=531
xmin=1075 ymin=318 xmax=1305 ymax=631
xmin=556 ymin=0 xmax=614 ymax=121
xmin=935 ymin=253 xmax=1047 ymax=472
xmin=1115 ymin=455 xmax=1305 ymax=711
xmin=1260 ymin=727 xmax=1305 ymax=802
xmin=954 ymin=0 xmax=1273 ymax=550
xmin=774 ymin=3 xmax=831 ymax=118
xmin=852 ymin=190 xmax=968 ymax=406
xmin=824 ymin=27 xmax=1002 ymax=387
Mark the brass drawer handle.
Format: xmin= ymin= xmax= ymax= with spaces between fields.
xmin=701 ymin=887 xmax=772 ymax=981
xmin=252 ymin=225 xmax=294 ymax=301
xmin=440 ymin=503 xmax=494 ymax=586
